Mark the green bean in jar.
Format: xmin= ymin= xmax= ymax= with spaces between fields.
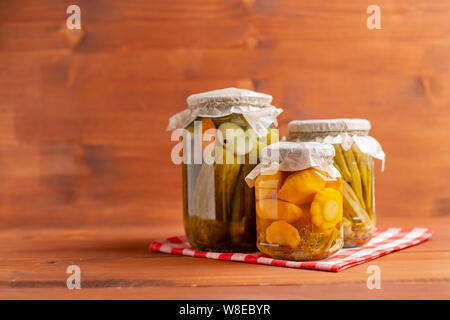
xmin=288 ymin=119 xmax=385 ymax=247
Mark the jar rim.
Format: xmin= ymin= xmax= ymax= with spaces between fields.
xmin=186 ymin=87 xmax=272 ymax=109
xmin=288 ymin=118 xmax=371 ymax=134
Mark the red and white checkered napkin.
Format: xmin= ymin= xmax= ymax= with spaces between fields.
xmin=149 ymin=227 xmax=434 ymax=272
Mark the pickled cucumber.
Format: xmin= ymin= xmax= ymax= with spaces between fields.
xmin=182 ymin=115 xmax=277 ymax=252
xmin=214 ymin=153 xmax=241 ymax=221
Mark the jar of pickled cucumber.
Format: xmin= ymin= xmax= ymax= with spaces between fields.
xmin=167 ymin=88 xmax=283 ymax=252
xmin=288 ymin=119 xmax=385 ymax=247
xmin=245 ymin=141 xmax=344 ymax=260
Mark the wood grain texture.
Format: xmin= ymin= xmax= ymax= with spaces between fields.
xmin=0 ymin=216 xmax=448 ymax=299
xmin=0 ymin=0 xmax=449 ymax=228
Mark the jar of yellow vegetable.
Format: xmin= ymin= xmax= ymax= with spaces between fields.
xmin=288 ymin=119 xmax=385 ymax=247
xmin=245 ymin=141 xmax=344 ymax=260
xmin=167 ymin=88 xmax=283 ymax=252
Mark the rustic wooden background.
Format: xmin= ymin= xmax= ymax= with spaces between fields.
xmin=0 ymin=0 xmax=449 ymax=229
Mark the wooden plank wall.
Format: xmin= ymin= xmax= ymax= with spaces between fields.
xmin=0 ymin=0 xmax=449 ymax=228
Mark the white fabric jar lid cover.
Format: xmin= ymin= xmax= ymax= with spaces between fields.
xmin=261 ymin=141 xmax=335 ymax=163
xmin=245 ymin=141 xmax=340 ymax=187
xmin=186 ymin=87 xmax=273 ymax=108
xmin=288 ymin=118 xmax=371 ymax=133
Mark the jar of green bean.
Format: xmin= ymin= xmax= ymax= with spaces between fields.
xmin=288 ymin=119 xmax=385 ymax=247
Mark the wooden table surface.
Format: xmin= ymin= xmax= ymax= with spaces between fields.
xmin=0 ymin=0 xmax=449 ymax=300
xmin=1 ymin=215 xmax=448 ymax=300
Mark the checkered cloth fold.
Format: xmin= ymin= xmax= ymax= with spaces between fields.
xmin=149 ymin=227 xmax=433 ymax=272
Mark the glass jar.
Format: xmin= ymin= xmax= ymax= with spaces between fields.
xmin=288 ymin=119 xmax=385 ymax=247
xmin=169 ymin=88 xmax=282 ymax=252
xmin=246 ymin=142 xmax=344 ymax=260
